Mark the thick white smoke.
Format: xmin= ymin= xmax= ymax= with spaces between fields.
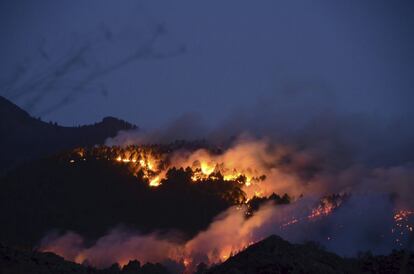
xmin=42 ymin=106 xmax=414 ymax=271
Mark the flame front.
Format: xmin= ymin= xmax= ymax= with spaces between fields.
xmin=68 ymin=145 xmax=268 ymax=199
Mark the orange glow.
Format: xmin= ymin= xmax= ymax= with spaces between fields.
xmin=307 ymin=203 xmax=335 ymax=219
xmin=68 ymin=145 xmax=266 ymax=193
xmin=307 ymin=195 xmax=345 ymax=220
xmin=200 ymin=161 xmax=215 ymax=175
xmin=149 ymin=176 xmax=161 ymax=187
xmin=182 ymin=258 xmax=191 ymax=267
xmin=48 ymin=143 xmax=414 ymax=271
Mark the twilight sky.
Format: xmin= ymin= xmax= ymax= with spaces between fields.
xmin=0 ymin=0 xmax=413 ymax=129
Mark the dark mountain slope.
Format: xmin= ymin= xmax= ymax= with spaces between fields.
xmin=205 ymin=235 xmax=414 ymax=274
xmin=205 ymin=235 xmax=354 ymax=274
xmin=0 ymin=154 xmax=240 ymax=247
xmin=0 ymin=96 xmax=136 ymax=173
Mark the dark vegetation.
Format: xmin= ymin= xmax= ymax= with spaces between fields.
xmin=0 ymin=96 xmax=135 ymax=174
xmin=357 ymin=250 xmax=414 ymax=274
xmin=247 ymin=193 xmax=291 ymax=215
xmin=0 ymin=153 xmax=250 ymax=247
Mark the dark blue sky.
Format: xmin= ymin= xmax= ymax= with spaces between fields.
xmin=1 ymin=0 xmax=413 ymax=129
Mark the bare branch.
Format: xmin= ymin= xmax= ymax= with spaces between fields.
xmin=1 ymin=21 xmax=185 ymax=116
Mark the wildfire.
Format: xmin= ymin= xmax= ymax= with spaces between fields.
xmin=66 ymin=145 xmax=266 ymax=197
xmin=307 ymin=194 xmax=346 ymax=220
xmin=39 ymin=141 xmax=414 ymax=272
xmin=70 ymin=146 xmax=166 ymax=186
xmin=279 ymin=194 xmax=347 ymax=229
xmin=200 ymin=161 xmax=215 ymax=175
xmin=394 ymin=210 xmax=414 ymax=224
xmin=149 ymin=176 xmax=161 ymax=187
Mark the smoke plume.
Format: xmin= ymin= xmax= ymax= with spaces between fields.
xmin=41 ymin=100 xmax=414 ymax=271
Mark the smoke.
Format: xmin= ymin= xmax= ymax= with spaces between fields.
xmin=43 ymin=95 xmax=414 ymax=271
xmin=106 ymin=113 xmax=209 ymax=146
xmin=39 ymin=136 xmax=414 ymax=270
xmin=107 ymin=88 xmax=414 ymax=167
xmin=38 ymin=203 xmax=288 ymax=270
xmin=40 ymin=229 xmax=184 ymax=269
xmin=39 ymin=194 xmax=408 ymax=272
xmin=109 ymin=127 xmax=414 ymax=207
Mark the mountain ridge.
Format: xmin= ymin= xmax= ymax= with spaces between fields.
xmin=204 ymin=235 xmax=414 ymax=274
xmin=0 ymin=96 xmax=136 ymax=173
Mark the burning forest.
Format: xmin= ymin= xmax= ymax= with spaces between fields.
xmin=1 ymin=2 xmax=414 ymax=273
xmin=1 ymin=100 xmax=414 ymax=273
xmin=29 ymin=137 xmax=413 ymax=272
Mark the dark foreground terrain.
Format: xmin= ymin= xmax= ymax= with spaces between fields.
xmin=0 ymin=156 xmax=244 ymax=247
xmin=0 ymin=243 xmax=170 ymax=274
xmin=2 ymin=235 xmax=413 ymax=274
xmin=206 ymin=235 xmax=414 ymax=274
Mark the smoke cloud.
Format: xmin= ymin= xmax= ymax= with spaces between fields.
xmin=40 ymin=141 xmax=414 ymax=271
xmin=39 ymin=194 xmax=408 ymax=272
xmin=41 ymin=97 xmax=414 ymax=271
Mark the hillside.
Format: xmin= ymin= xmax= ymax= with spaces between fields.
xmin=0 ymin=150 xmax=242 ymax=247
xmin=205 ymin=235 xmax=414 ymax=274
xmin=0 ymin=96 xmax=136 ymax=173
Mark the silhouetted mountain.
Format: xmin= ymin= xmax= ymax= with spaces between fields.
xmin=0 ymin=243 xmax=170 ymax=274
xmin=204 ymin=235 xmax=414 ymax=274
xmin=205 ymin=235 xmax=354 ymax=274
xmin=0 ymin=96 xmax=136 ymax=173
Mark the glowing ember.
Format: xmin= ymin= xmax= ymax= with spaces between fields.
xmin=307 ymin=194 xmax=346 ymax=220
xmin=279 ymin=194 xmax=347 ymax=229
xmin=308 ymin=203 xmax=335 ymax=220
xmin=392 ymin=209 xmax=414 ymax=247
xmin=280 ymin=217 xmax=299 ymax=228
